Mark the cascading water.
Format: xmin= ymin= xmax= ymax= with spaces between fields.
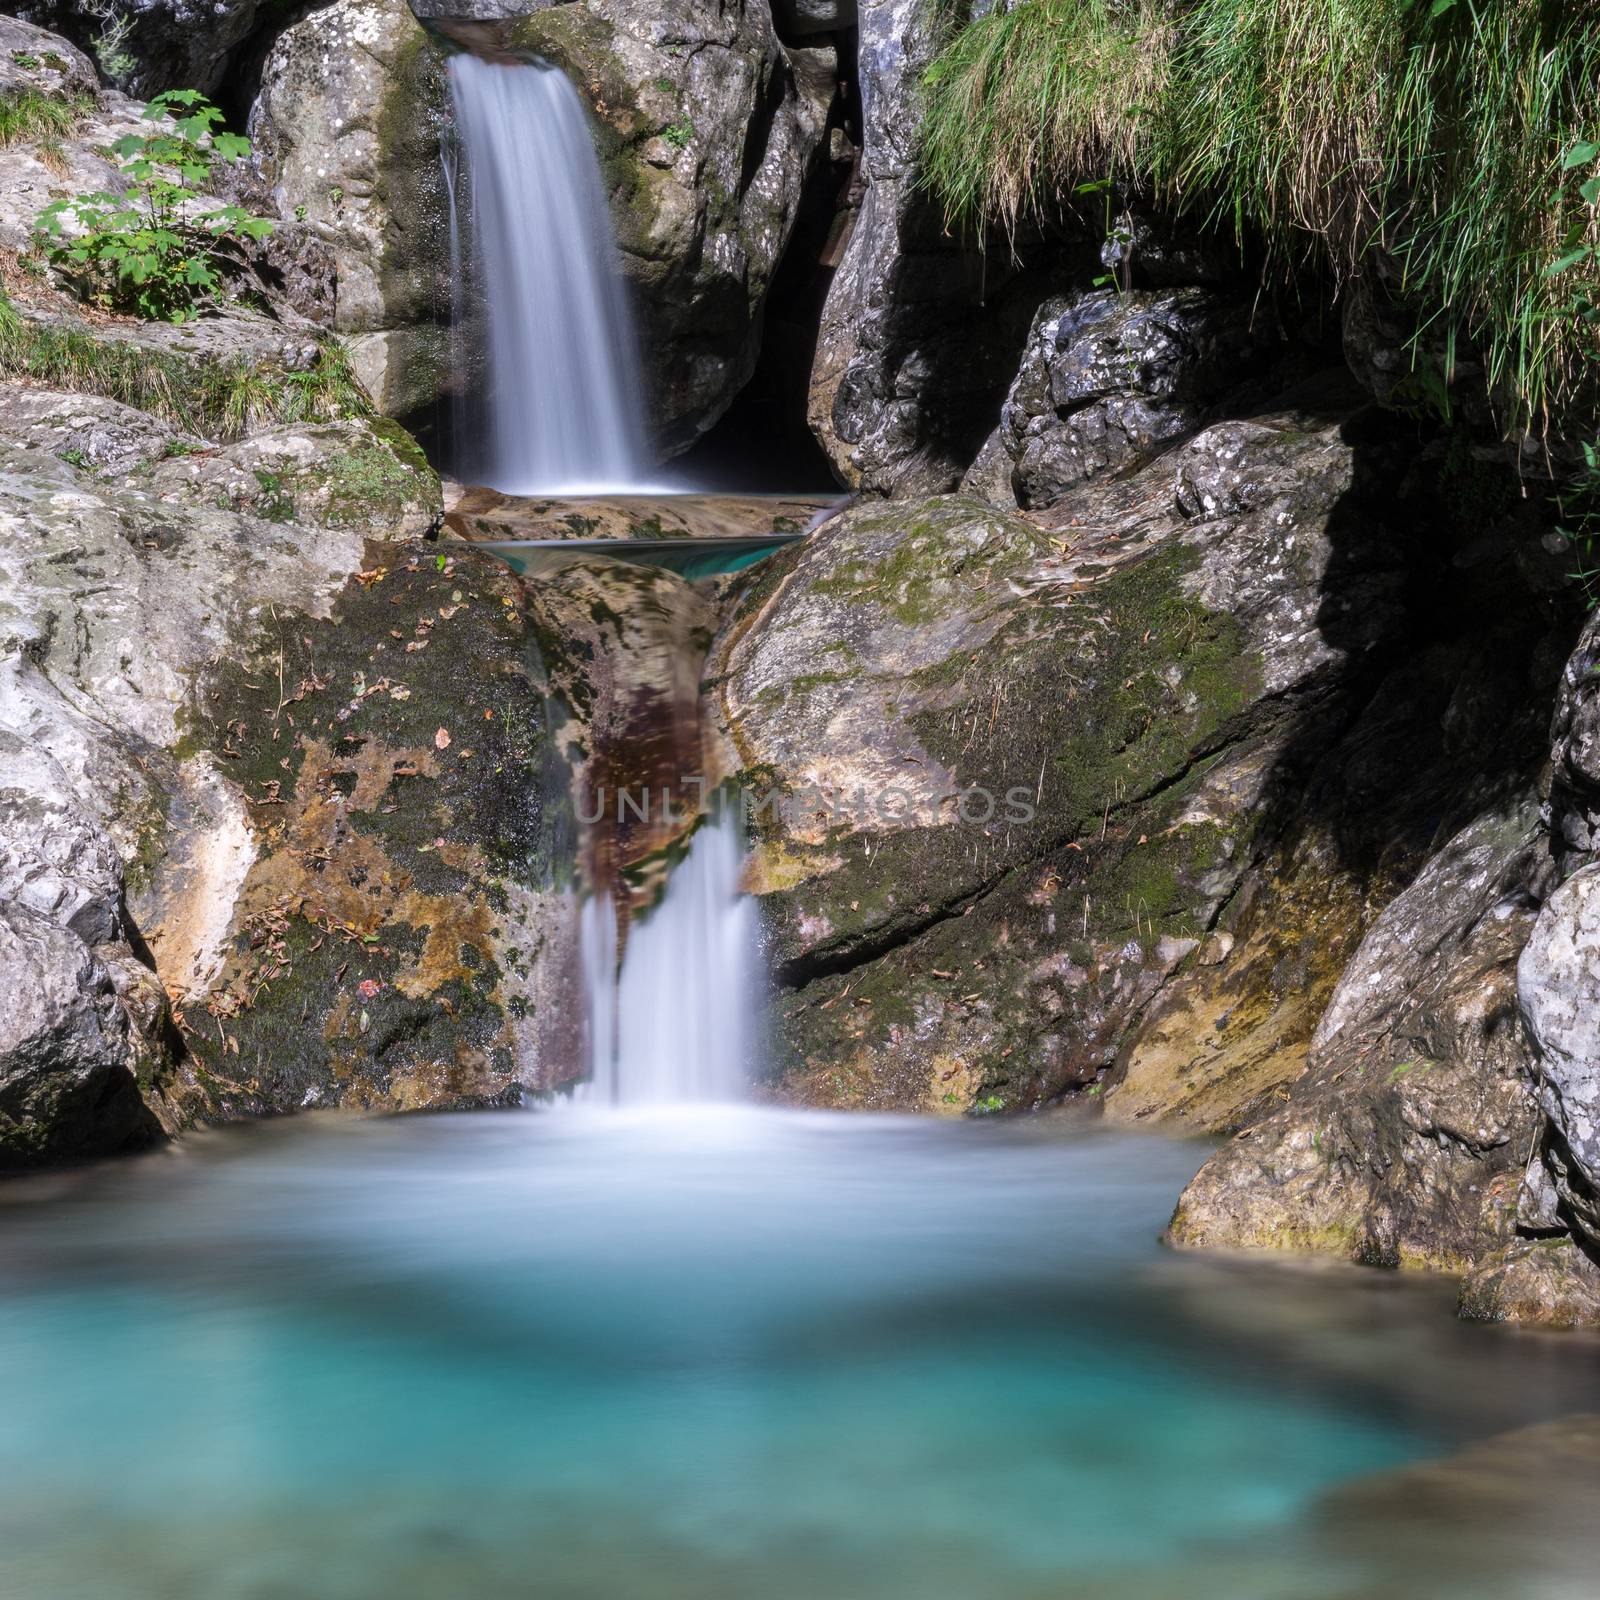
xmin=582 ymin=808 xmax=757 ymax=1105
xmin=447 ymin=54 xmax=652 ymax=494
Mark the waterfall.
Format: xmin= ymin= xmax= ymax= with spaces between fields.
xmin=447 ymin=54 xmax=652 ymax=494
xmin=582 ymin=809 xmax=757 ymax=1106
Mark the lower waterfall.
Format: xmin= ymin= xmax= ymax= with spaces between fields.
xmin=448 ymin=53 xmax=652 ymax=493
xmin=581 ymin=808 xmax=757 ymax=1106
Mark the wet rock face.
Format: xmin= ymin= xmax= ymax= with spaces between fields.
xmin=998 ymin=289 xmax=1279 ymax=510
xmin=486 ymin=0 xmax=835 ymax=451
xmin=252 ymin=0 xmax=832 ymax=447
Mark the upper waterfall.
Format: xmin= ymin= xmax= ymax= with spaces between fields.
xmin=447 ymin=54 xmax=652 ymax=494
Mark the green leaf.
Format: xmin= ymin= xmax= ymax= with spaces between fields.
xmin=1581 ymin=177 xmax=1600 ymax=207
xmin=1562 ymin=141 xmax=1600 ymax=170
xmin=1546 ymin=247 xmax=1592 ymax=278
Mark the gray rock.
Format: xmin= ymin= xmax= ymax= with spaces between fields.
xmin=1518 ymin=861 xmax=1600 ymax=1248
xmin=807 ymin=0 xmax=1067 ymax=495
xmin=1170 ymin=799 xmax=1549 ymax=1270
xmin=0 ymin=900 xmax=153 ymax=1168
xmin=138 ymin=417 xmax=442 ymax=539
xmin=0 ymin=385 xmax=191 ymax=474
xmin=0 ymin=14 xmax=99 ymax=98
xmin=1000 ymin=288 xmax=1276 ymax=509
xmin=1547 ymin=608 xmax=1600 ymax=861
xmin=711 ymin=415 xmax=1412 ymax=1111
xmin=10 ymin=1 xmax=283 ymax=97
xmin=1459 ymin=1237 xmax=1600 ymax=1328
xmin=249 ymin=0 xmax=453 ymax=420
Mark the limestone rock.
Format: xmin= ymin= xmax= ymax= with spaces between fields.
xmin=713 ymin=415 xmax=1405 ymax=1111
xmin=1459 ymin=1237 xmax=1600 ymax=1329
xmin=10 ymin=2 xmax=278 ymax=98
xmin=807 ymin=0 xmax=1068 ymax=494
xmin=1000 ymin=289 xmax=1277 ymax=510
xmin=0 ymin=385 xmax=190 ymax=474
xmin=138 ymin=417 xmax=442 ymax=538
xmin=0 ymin=900 xmax=154 ymax=1168
xmin=249 ymin=0 xmax=454 ymax=421
xmin=1546 ymin=607 xmax=1600 ymax=861
xmin=0 ymin=14 xmax=99 ymax=99
xmin=1518 ymin=861 xmax=1600 ymax=1249
xmin=1169 ymin=800 xmax=1548 ymax=1271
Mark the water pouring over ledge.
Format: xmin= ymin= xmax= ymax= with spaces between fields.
xmin=448 ymin=53 xmax=654 ymax=495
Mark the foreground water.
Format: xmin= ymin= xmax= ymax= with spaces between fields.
xmin=2 ymin=1110 xmax=1597 ymax=1599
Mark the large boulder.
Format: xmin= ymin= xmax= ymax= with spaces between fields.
xmin=994 ymin=288 xmax=1279 ymax=510
xmin=712 ymin=402 xmax=1565 ymax=1121
xmin=0 ymin=394 xmax=597 ymax=1152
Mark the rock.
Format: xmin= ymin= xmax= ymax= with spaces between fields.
xmin=1546 ymin=607 xmax=1600 ymax=862
xmin=712 ymin=414 xmax=1409 ymax=1111
xmin=0 ymin=900 xmax=155 ymax=1168
xmin=138 ymin=417 xmax=442 ymax=538
xmin=716 ymin=397 xmax=1563 ymax=1122
xmin=1459 ymin=1237 xmax=1600 ymax=1328
xmin=999 ymin=288 xmax=1277 ymax=510
xmin=9 ymin=2 xmax=277 ymax=98
xmin=0 ymin=385 xmax=190 ymax=474
xmin=807 ymin=0 xmax=1093 ymax=495
xmin=956 ymin=425 xmax=1015 ymax=506
xmin=1517 ymin=860 xmax=1600 ymax=1249
xmin=772 ymin=0 xmax=858 ymax=38
xmin=1169 ymin=800 xmax=1549 ymax=1271
xmin=249 ymin=0 xmax=454 ymax=422
xmin=0 ymin=14 xmax=99 ymax=99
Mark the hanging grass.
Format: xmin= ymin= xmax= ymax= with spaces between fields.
xmin=919 ymin=0 xmax=1600 ymax=433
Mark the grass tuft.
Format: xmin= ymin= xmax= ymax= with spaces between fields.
xmin=920 ymin=0 xmax=1600 ymax=434
xmin=0 ymin=290 xmax=373 ymax=440
xmin=0 ymin=87 xmax=89 ymax=149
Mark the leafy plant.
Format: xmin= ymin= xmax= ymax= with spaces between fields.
xmin=35 ymin=89 xmax=275 ymax=323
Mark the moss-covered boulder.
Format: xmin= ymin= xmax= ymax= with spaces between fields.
xmin=712 ymin=408 xmax=1565 ymax=1118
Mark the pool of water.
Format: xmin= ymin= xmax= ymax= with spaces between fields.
xmin=1 ymin=1108 xmax=1596 ymax=1599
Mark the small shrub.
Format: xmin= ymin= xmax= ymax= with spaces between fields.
xmin=35 ymin=89 xmax=275 ymax=324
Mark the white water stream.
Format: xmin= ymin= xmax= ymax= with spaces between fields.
xmin=581 ymin=810 xmax=757 ymax=1105
xmin=448 ymin=54 xmax=652 ymax=493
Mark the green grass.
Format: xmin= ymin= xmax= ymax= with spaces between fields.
xmin=920 ymin=0 xmax=1600 ymax=434
xmin=0 ymin=289 xmax=373 ymax=440
xmin=0 ymin=87 xmax=89 ymax=150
